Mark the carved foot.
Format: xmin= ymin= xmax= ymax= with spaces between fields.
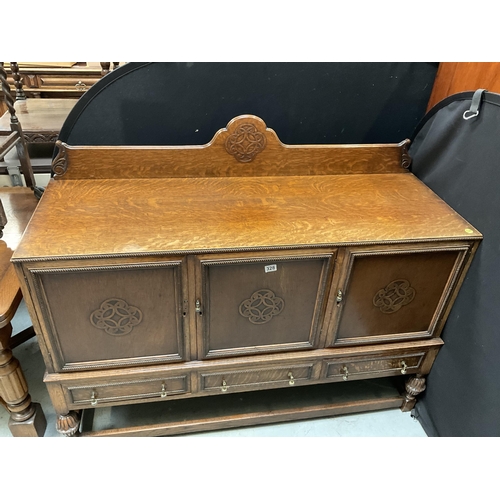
xmin=401 ymin=374 xmax=426 ymax=412
xmin=56 ymin=411 xmax=81 ymax=437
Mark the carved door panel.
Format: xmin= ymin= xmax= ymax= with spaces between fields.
xmin=195 ymin=251 xmax=334 ymax=358
xmin=26 ymin=257 xmax=188 ymax=371
xmin=327 ymin=246 xmax=469 ymax=346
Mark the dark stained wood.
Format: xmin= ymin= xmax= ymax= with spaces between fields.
xmin=331 ymin=246 xmax=466 ymax=345
xmin=197 ymin=250 xmax=333 ymax=359
xmin=323 ymin=351 xmax=426 ymax=381
xmin=55 ymin=410 xmax=81 ymax=436
xmin=69 ymin=375 xmax=189 ymax=406
xmin=9 ymin=326 xmax=35 ymax=349
xmin=0 ymin=63 xmax=121 ymax=172
xmin=401 ymin=374 xmax=426 ymax=411
xmin=53 ymin=116 xmax=408 ymax=180
xmin=200 ymin=363 xmax=315 ymax=393
xmin=0 ymin=62 xmax=35 ymax=188
xmin=0 ymin=198 xmax=6 ymax=237
xmin=1 ymin=62 xmax=114 ymax=99
xmin=12 ymin=114 xmax=481 ymax=436
xmin=427 ymin=62 xmax=500 ymax=110
xmin=10 ymin=62 xmax=25 ymax=100
xmin=33 ymin=258 xmax=188 ymax=371
xmin=100 ymin=62 xmax=111 ymax=75
xmin=44 ymin=338 xmax=445 ymax=384
xmin=43 ymin=339 xmax=443 ymax=412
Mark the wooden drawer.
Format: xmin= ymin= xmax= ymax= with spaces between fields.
xmin=322 ymin=352 xmax=425 ymax=382
xmin=200 ymin=363 xmax=315 ymax=394
xmin=38 ymin=76 xmax=100 ymax=90
xmin=66 ymin=375 xmax=189 ymax=407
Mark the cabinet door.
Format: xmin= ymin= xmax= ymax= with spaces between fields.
xmin=195 ymin=251 xmax=334 ymax=358
xmin=27 ymin=258 xmax=188 ymax=371
xmin=327 ymin=246 xmax=469 ymax=345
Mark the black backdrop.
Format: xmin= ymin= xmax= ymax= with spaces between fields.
xmin=410 ymin=92 xmax=500 ymax=437
xmin=58 ymin=62 xmax=438 ymax=147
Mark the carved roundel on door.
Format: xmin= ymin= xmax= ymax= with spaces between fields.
xmin=90 ymin=298 xmax=143 ymax=336
xmin=373 ymin=279 xmax=416 ymax=314
xmin=239 ymin=289 xmax=285 ymax=324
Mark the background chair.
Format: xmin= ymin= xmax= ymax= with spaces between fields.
xmin=0 ymin=62 xmax=46 ymax=436
xmin=0 ymin=62 xmax=120 ymax=176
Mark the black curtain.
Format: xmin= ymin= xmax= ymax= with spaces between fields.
xmin=410 ymin=91 xmax=500 ymax=436
xmin=59 ymin=62 xmax=438 ymax=147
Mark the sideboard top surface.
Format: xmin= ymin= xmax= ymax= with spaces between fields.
xmin=13 ymin=173 xmax=481 ymax=260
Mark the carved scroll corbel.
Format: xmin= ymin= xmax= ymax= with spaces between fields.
xmin=399 ymin=139 xmax=412 ymax=170
xmin=52 ymin=140 xmax=68 ymax=178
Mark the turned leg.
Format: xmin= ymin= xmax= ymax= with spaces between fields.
xmin=0 ymin=323 xmax=47 ymax=436
xmin=401 ymin=374 xmax=426 ymax=412
xmin=56 ymin=410 xmax=81 ymax=437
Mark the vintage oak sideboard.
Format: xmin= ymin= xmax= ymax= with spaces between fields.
xmin=12 ymin=115 xmax=481 ymax=437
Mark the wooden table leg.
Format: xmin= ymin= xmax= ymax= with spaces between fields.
xmin=0 ymin=323 xmax=46 ymax=436
xmin=400 ymin=374 xmax=427 ymax=412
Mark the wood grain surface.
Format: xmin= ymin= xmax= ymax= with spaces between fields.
xmin=0 ymin=188 xmax=38 ymax=326
xmin=0 ymin=99 xmax=77 ymax=134
xmin=13 ymin=174 xmax=481 ymax=261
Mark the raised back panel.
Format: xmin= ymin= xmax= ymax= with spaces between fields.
xmin=52 ymin=115 xmax=409 ymax=180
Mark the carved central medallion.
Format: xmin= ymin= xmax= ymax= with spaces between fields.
xmin=225 ymin=123 xmax=267 ymax=162
xmin=373 ymin=279 xmax=416 ymax=314
xmin=90 ymin=298 xmax=143 ymax=335
xmin=239 ymin=289 xmax=284 ymax=324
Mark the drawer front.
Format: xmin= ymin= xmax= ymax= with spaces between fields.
xmin=28 ymin=258 xmax=188 ymax=371
xmin=38 ymin=76 xmax=100 ymax=89
xmin=68 ymin=375 xmax=189 ymax=407
xmin=6 ymin=74 xmax=41 ymax=89
xmin=196 ymin=251 xmax=334 ymax=359
xmin=323 ymin=352 xmax=425 ymax=381
xmin=329 ymin=246 xmax=467 ymax=345
xmin=200 ymin=363 xmax=315 ymax=394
